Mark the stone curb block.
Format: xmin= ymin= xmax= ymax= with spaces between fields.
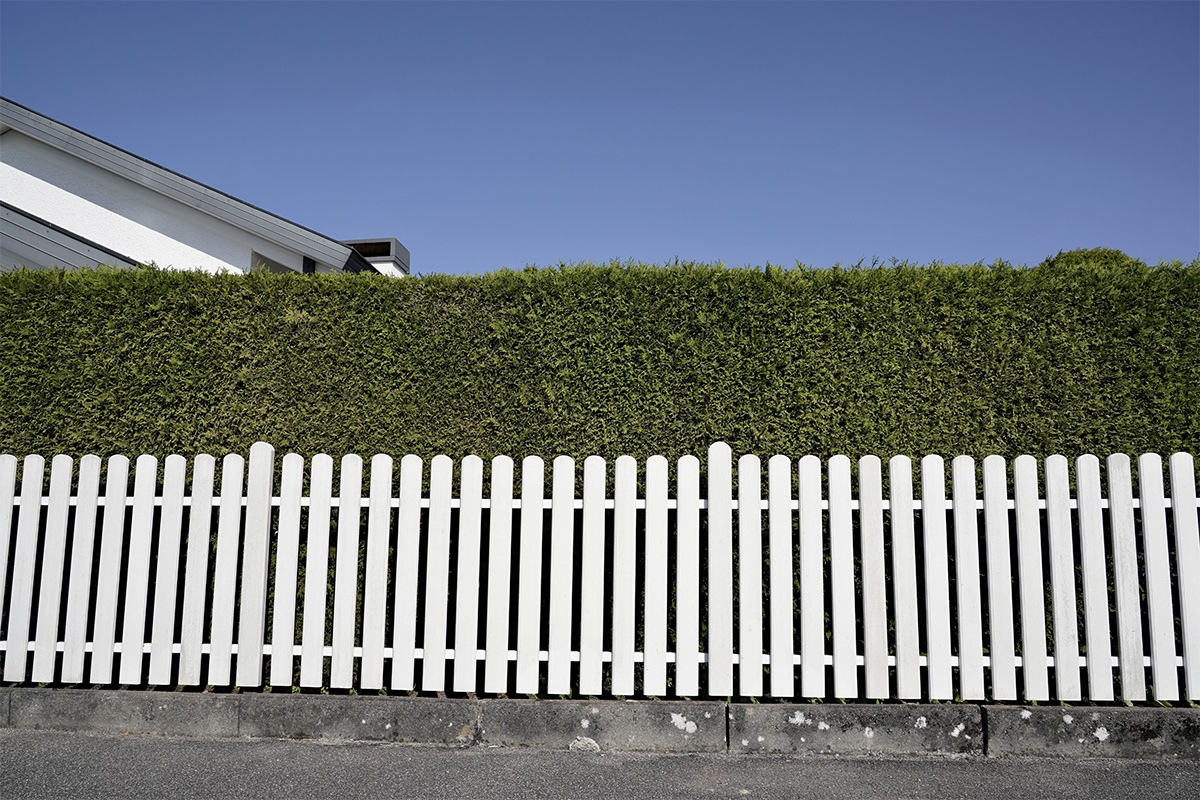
xmin=9 ymin=688 xmax=238 ymax=737
xmin=238 ymin=694 xmax=481 ymax=745
xmin=730 ymin=703 xmax=983 ymax=756
xmin=985 ymin=705 xmax=1200 ymax=759
xmin=479 ymin=699 xmax=726 ymax=753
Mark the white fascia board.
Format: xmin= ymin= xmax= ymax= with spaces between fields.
xmin=1 ymin=99 xmax=353 ymax=271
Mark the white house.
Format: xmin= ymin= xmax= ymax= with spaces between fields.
xmin=0 ymin=97 xmax=408 ymax=276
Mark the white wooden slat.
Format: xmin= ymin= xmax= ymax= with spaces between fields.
xmin=828 ymin=455 xmax=856 ymax=699
xmin=360 ymin=454 xmax=394 ymax=690
xmin=889 ymin=456 xmax=921 ymax=700
xmin=422 ymin=455 xmax=454 ymax=691
xmin=4 ymin=455 xmax=45 ymax=683
xmin=483 ymin=456 xmax=515 ymax=694
xmin=675 ymin=455 xmax=701 ymax=697
xmin=330 ymin=454 xmax=363 ymax=689
xmin=89 ymin=455 xmax=129 ymax=684
xmin=859 ymin=455 xmax=888 ymax=699
xmin=737 ymin=454 xmax=764 ymax=698
xmin=1012 ymin=455 xmax=1049 ymax=701
xmin=1137 ymin=454 xmax=1178 ymax=701
xmin=643 ymin=455 xmax=669 ymax=697
xmin=0 ymin=455 xmax=17 ymax=642
xmin=235 ymin=443 xmax=275 ymax=687
xmin=118 ymin=455 xmax=158 ymax=685
xmin=767 ymin=455 xmax=795 ymax=699
xmin=61 ymin=454 xmax=101 ymax=684
xmin=452 ymin=455 xmax=485 ymax=693
xmin=178 ymin=454 xmax=216 ymax=686
xmin=1169 ymin=452 xmax=1200 ymax=700
xmin=920 ymin=455 xmax=953 ymax=701
xmin=269 ymin=453 xmax=305 ymax=688
xmin=1106 ymin=454 xmax=1145 ymax=701
xmin=578 ymin=456 xmax=606 ymax=695
xmin=982 ymin=455 xmax=1017 ymax=701
xmin=951 ymin=456 xmax=985 ymax=700
xmin=148 ymin=454 xmax=187 ymax=685
xmin=1076 ymin=454 xmax=1114 ymax=701
xmin=30 ymin=456 xmax=73 ymax=682
xmin=515 ymin=456 xmax=545 ymax=695
xmin=612 ymin=455 xmax=639 ymax=696
xmin=798 ymin=454 xmax=825 ymax=699
xmin=1044 ymin=454 xmax=1082 ymax=701
xmin=707 ymin=443 xmax=735 ymax=697
xmin=392 ymin=454 xmax=424 ymax=691
xmin=208 ymin=454 xmax=245 ymax=687
xmin=546 ymin=456 xmax=576 ymax=695
xmin=299 ymin=454 xmax=334 ymax=688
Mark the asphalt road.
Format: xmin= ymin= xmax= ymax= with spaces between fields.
xmin=3 ymin=728 xmax=1197 ymax=800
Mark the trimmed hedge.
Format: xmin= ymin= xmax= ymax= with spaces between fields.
xmin=1 ymin=252 xmax=1197 ymax=462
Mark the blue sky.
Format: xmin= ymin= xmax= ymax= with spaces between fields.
xmin=2 ymin=1 xmax=1196 ymax=274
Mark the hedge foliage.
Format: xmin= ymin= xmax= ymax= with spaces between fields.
xmin=1 ymin=251 xmax=1197 ymax=463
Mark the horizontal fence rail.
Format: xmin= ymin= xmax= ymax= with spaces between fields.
xmin=0 ymin=443 xmax=1197 ymax=703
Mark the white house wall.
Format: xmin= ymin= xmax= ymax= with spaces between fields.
xmin=0 ymin=130 xmax=329 ymax=273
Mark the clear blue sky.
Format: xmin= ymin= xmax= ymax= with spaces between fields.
xmin=2 ymin=1 xmax=1196 ymax=274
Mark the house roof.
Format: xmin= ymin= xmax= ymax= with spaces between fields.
xmin=0 ymin=96 xmax=379 ymax=274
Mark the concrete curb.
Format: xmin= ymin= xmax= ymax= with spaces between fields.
xmin=2 ymin=689 xmax=1196 ymax=759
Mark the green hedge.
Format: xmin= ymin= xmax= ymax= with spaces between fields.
xmin=1 ymin=251 xmax=1197 ymax=462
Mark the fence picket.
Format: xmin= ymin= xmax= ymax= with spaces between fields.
xmin=392 ymin=454 xmax=424 ymax=690
xmin=235 ymin=443 xmax=275 ymax=687
xmin=1137 ymin=454 xmax=1178 ymax=701
xmin=860 ymin=455 xmax=888 ymax=699
xmin=546 ymin=456 xmax=576 ymax=695
xmin=767 ymin=455 xmax=795 ymax=698
xmin=299 ymin=454 xmax=334 ymax=688
xmin=4 ymin=455 xmax=44 ymax=683
xmin=643 ymin=455 xmax=669 ymax=697
xmin=270 ymin=453 xmax=305 ymax=688
xmin=90 ymin=455 xmax=130 ymax=684
xmin=675 ymin=455 xmax=701 ymax=697
xmin=799 ymin=454 xmax=825 ymax=698
xmin=422 ymin=455 xmax=454 ymax=691
xmin=890 ymin=456 xmax=921 ymax=699
xmin=951 ymin=456 xmax=985 ymax=700
xmin=1013 ymin=455 xmax=1048 ymax=701
xmin=61 ymin=454 xmax=102 ymax=684
xmin=361 ymin=454 xmax=394 ymax=690
xmin=1044 ymin=455 xmax=1082 ymax=701
xmin=452 ymin=455 xmax=485 ymax=693
xmin=330 ymin=454 xmax=363 ymax=689
xmin=578 ymin=456 xmax=606 ymax=695
xmin=119 ymin=455 xmax=158 ymax=685
xmin=829 ymin=455 xmax=856 ymax=698
xmin=737 ymin=454 xmax=764 ymax=698
xmin=707 ymin=443 xmax=735 ymax=697
xmin=612 ymin=455 xmax=638 ymax=696
xmin=1077 ymin=454 xmax=1115 ymax=701
xmin=179 ymin=454 xmax=215 ymax=686
xmin=0 ymin=455 xmax=16 ymax=647
xmin=920 ymin=455 xmax=953 ymax=700
xmin=516 ymin=456 xmax=545 ymax=695
xmin=482 ymin=456 xmax=515 ymax=694
xmin=1170 ymin=453 xmax=1200 ymax=700
xmin=31 ymin=455 xmax=73 ymax=682
xmin=982 ymin=455 xmax=1017 ymax=701
xmin=1106 ymin=454 xmax=1145 ymax=701
xmin=148 ymin=454 xmax=186 ymax=685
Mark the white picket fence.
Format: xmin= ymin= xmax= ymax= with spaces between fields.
xmin=1 ymin=442 xmax=1198 ymax=702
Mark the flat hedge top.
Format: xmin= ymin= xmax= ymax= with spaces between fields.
xmin=1 ymin=257 xmax=1197 ymax=462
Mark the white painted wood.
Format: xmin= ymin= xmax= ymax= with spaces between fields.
xmin=208 ymin=454 xmax=245 ymax=687
xmin=578 ymin=455 xmax=607 ymax=696
xmin=828 ymin=455 xmax=857 ymax=699
xmin=1044 ymin=454 xmax=1081 ymax=701
xmin=0 ymin=455 xmax=16 ymax=640
xmin=1169 ymin=452 xmax=1200 ymax=701
xmin=1137 ymin=454 xmax=1178 ymax=701
xmin=4 ymin=454 xmax=44 ymax=683
xmin=675 ymin=455 xmax=701 ymax=697
xmin=360 ymin=454 xmax=394 ymax=690
xmin=148 ymin=454 xmax=187 ymax=685
xmin=920 ymin=455 xmax=953 ymax=701
xmin=422 ymin=454 xmax=454 ymax=692
xmin=515 ymin=456 xmax=545 ymax=695
xmin=643 ymin=455 xmax=669 ymax=697
xmin=982 ymin=455 xmax=1017 ymax=701
xmin=951 ymin=456 xmax=985 ymax=700
xmin=1106 ymin=454 xmax=1145 ymax=701
xmin=482 ymin=456 xmax=515 ymax=694
xmin=299 ymin=454 xmax=334 ymax=688
xmin=179 ymin=454 xmax=216 ymax=686
xmin=859 ymin=455 xmax=888 ymax=699
xmin=330 ymin=454 xmax=362 ymax=689
xmin=452 ymin=455 xmax=485 ymax=693
xmin=119 ymin=455 xmax=158 ymax=685
xmin=235 ymin=442 xmax=275 ymax=687
xmin=889 ymin=455 xmax=921 ymax=700
xmin=89 ymin=454 xmax=129 ymax=684
xmin=767 ymin=455 xmax=795 ymax=699
xmin=737 ymin=454 xmax=764 ymax=698
xmin=61 ymin=454 xmax=101 ymax=683
xmin=1076 ymin=454 xmax=1114 ymax=701
xmin=1012 ymin=455 xmax=1049 ymax=701
xmin=31 ymin=455 xmax=73 ymax=682
xmin=546 ymin=456 xmax=576 ymax=695
xmin=613 ymin=455 xmax=639 ymax=696
xmin=269 ymin=453 xmax=305 ymax=688
xmin=798 ymin=454 xmax=825 ymax=699
xmin=392 ymin=454 xmax=424 ymax=691
xmin=707 ymin=443 xmax=735 ymax=697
